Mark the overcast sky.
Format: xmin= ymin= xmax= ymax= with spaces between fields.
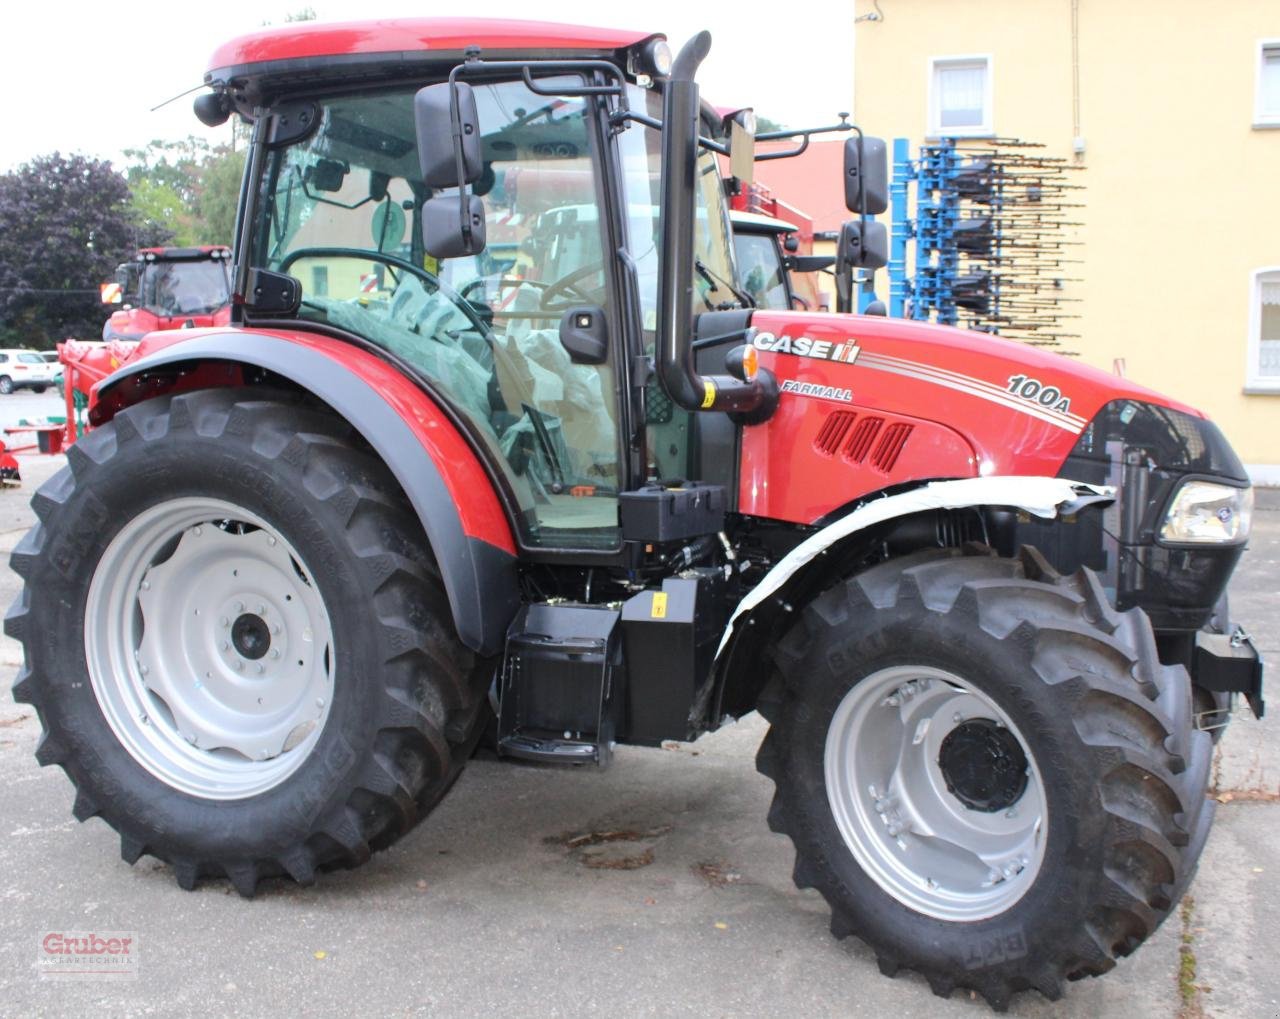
xmin=0 ymin=1 xmax=855 ymax=173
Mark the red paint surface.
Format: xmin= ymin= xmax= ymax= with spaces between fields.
xmin=208 ymin=18 xmax=654 ymax=77
xmin=741 ymin=311 xmax=1201 ymax=524
xmin=89 ymin=327 xmax=516 ymax=556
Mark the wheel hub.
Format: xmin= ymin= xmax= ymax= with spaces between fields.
xmin=824 ymin=665 xmax=1048 ymax=921
xmin=85 ymin=498 xmax=335 ymax=800
xmin=231 ymin=613 xmax=271 ymax=661
xmin=938 ymin=719 xmax=1029 ymax=813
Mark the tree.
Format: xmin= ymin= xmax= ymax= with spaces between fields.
xmin=0 ymin=153 xmax=134 ymax=347
xmin=193 ymin=146 xmax=246 ymax=246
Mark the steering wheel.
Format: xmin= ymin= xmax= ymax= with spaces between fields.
xmin=279 ymin=247 xmax=490 ymax=337
xmin=494 ymin=261 xmax=604 ymax=312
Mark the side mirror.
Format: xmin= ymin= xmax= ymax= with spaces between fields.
xmin=558 ymin=306 xmax=608 ymax=364
xmin=843 ymin=136 xmax=888 ymax=215
xmin=838 ymin=219 xmax=888 ymax=270
xmin=723 ymin=108 xmax=756 ymax=187
xmin=415 ymin=81 xmax=482 ymax=189
xmin=305 ymin=158 xmax=348 ymax=193
xmin=423 ymin=194 xmax=486 ymax=259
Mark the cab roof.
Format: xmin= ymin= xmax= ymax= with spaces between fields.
xmin=206 ymin=18 xmax=656 ymax=87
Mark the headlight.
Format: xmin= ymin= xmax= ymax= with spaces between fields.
xmin=1160 ymin=481 xmax=1253 ymax=544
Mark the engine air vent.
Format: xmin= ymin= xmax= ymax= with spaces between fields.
xmin=844 ymin=417 xmax=883 ymax=463
xmin=813 ymin=411 xmax=857 ymax=455
xmin=872 ymin=423 xmax=914 ymax=473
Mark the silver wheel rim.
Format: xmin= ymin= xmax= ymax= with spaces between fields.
xmin=824 ymin=665 xmax=1047 ymax=921
xmin=85 ymin=497 xmax=335 ymax=800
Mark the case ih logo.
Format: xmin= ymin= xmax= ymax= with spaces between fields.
xmin=752 ymin=331 xmax=862 ymax=364
xmin=37 ymin=931 xmax=138 ymax=980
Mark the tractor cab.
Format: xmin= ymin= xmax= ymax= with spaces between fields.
xmin=236 ymin=63 xmax=749 ymax=551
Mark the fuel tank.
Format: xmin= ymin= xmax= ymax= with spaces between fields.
xmin=741 ymin=311 xmax=1200 ymax=524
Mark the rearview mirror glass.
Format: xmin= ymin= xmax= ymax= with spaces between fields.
xmin=415 ymin=81 xmax=482 ymax=189
xmin=838 ymin=219 xmax=888 ymax=270
xmin=423 ymin=194 xmax=487 ymax=259
xmin=843 ymin=136 xmax=888 ymax=215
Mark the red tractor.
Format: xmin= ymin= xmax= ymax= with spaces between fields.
xmin=10 ymin=19 xmax=1263 ymax=1009
xmin=101 ymin=246 xmax=233 ymax=340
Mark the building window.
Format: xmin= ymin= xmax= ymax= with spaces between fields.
xmin=1247 ymin=268 xmax=1280 ymax=392
xmin=929 ymin=56 xmax=993 ymax=137
xmin=1258 ymin=41 xmax=1280 ymax=127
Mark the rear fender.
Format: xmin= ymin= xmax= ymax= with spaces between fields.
xmin=92 ymin=329 xmax=519 ymax=656
xmin=707 ymin=475 xmax=1113 ymax=722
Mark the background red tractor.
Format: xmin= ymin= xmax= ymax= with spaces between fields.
xmin=10 ymin=19 xmax=1262 ymax=1009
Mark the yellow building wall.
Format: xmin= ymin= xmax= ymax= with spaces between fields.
xmin=853 ymin=0 xmax=1280 ymax=473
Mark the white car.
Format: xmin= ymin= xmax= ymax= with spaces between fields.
xmin=0 ymin=350 xmax=61 ymax=394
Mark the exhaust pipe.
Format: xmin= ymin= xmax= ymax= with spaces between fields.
xmin=656 ymin=32 xmax=773 ymax=416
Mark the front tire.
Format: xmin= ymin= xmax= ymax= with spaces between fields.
xmin=0 ymin=376 xmax=13 ymax=395
xmin=756 ymin=546 xmax=1213 ymax=1009
xmin=7 ymin=388 xmax=487 ymax=895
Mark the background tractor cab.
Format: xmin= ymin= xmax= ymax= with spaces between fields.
xmin=102 ymin=246 xmax=233 ymax=340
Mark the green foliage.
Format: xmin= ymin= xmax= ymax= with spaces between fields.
xmin=123 ymin=137 xmax=243 ymax=247
xmin=129 ymin=179 xmax=195 ymax=246
xmin=756 ymin=116 xmax=786 ymax=134
xmin=0 ymin=153 xmax=134 ymax=347
xmin=197 ymin=147 xmax=246 ymax=247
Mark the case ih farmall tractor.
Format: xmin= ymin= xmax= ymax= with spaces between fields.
xmin=9 ymin=19 xmax=1264 ymax=1008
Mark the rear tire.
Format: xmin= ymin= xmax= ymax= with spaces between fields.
xmin=7 ymin=388 xmax=487 ymax=895
xmin=32 ymin=384 xmax=47 ymax=394
xmin=756 ymin=545 xmax=1213 ymax=1009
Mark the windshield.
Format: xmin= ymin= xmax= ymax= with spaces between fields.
xmin=618 ymin=84 xmax=741 ymax=330
xmin=733 ymin=231 xmax=789 ymax=310
xmin=139 ymin=260 xmax=230 ymax=316
xmin=250 ymin=78 xmax=623 ymax=550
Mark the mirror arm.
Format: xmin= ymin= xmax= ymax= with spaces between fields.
xmin=609 ymin=109 xmax=730 ymax=155
xmin=754 ymin=116 xmax=855 ymax=161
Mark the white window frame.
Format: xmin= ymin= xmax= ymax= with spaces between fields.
xmin=1256 ymin=39 xmax=1280 ymax=128
xmin=1246 ymin=266 xmax=1280 ymax=394
xmin=927 ymin=54 xmax=994 ymax=139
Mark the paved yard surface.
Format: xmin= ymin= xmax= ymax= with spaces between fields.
xmin=0 ymin=453 xmax=1274 ymax=1017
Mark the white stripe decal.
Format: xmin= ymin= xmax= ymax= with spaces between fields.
xmin=862 ymin=353 xmax=1090 ymax=429
xmin=859 ymin=352 xmax=1089 ymax=427
xmin=855 ymin=353 xmax=1086 ymax=433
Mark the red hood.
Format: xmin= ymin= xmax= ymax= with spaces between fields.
xmin=740 ymin=311 xmax=1205 ymax=523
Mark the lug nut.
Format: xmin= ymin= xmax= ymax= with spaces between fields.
xmin=234 ymin=660 xmax=244 ymax=672
xmin=140 ymin=580 xmax=150 ymax=591
xmin=220 ymin=616 xmax=229 ymax=628
xmin=193 ymin=526 xmax=203 ymax=537
xmin=235 ymin=602 xmax=244 ymax=613
xmin=257 ymin=604 xmax=267 ymax=615
xmin=270 ymin=649 xmax=280 ymax=660
xmin=220 ymin=641 xmax=230 ymax=652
